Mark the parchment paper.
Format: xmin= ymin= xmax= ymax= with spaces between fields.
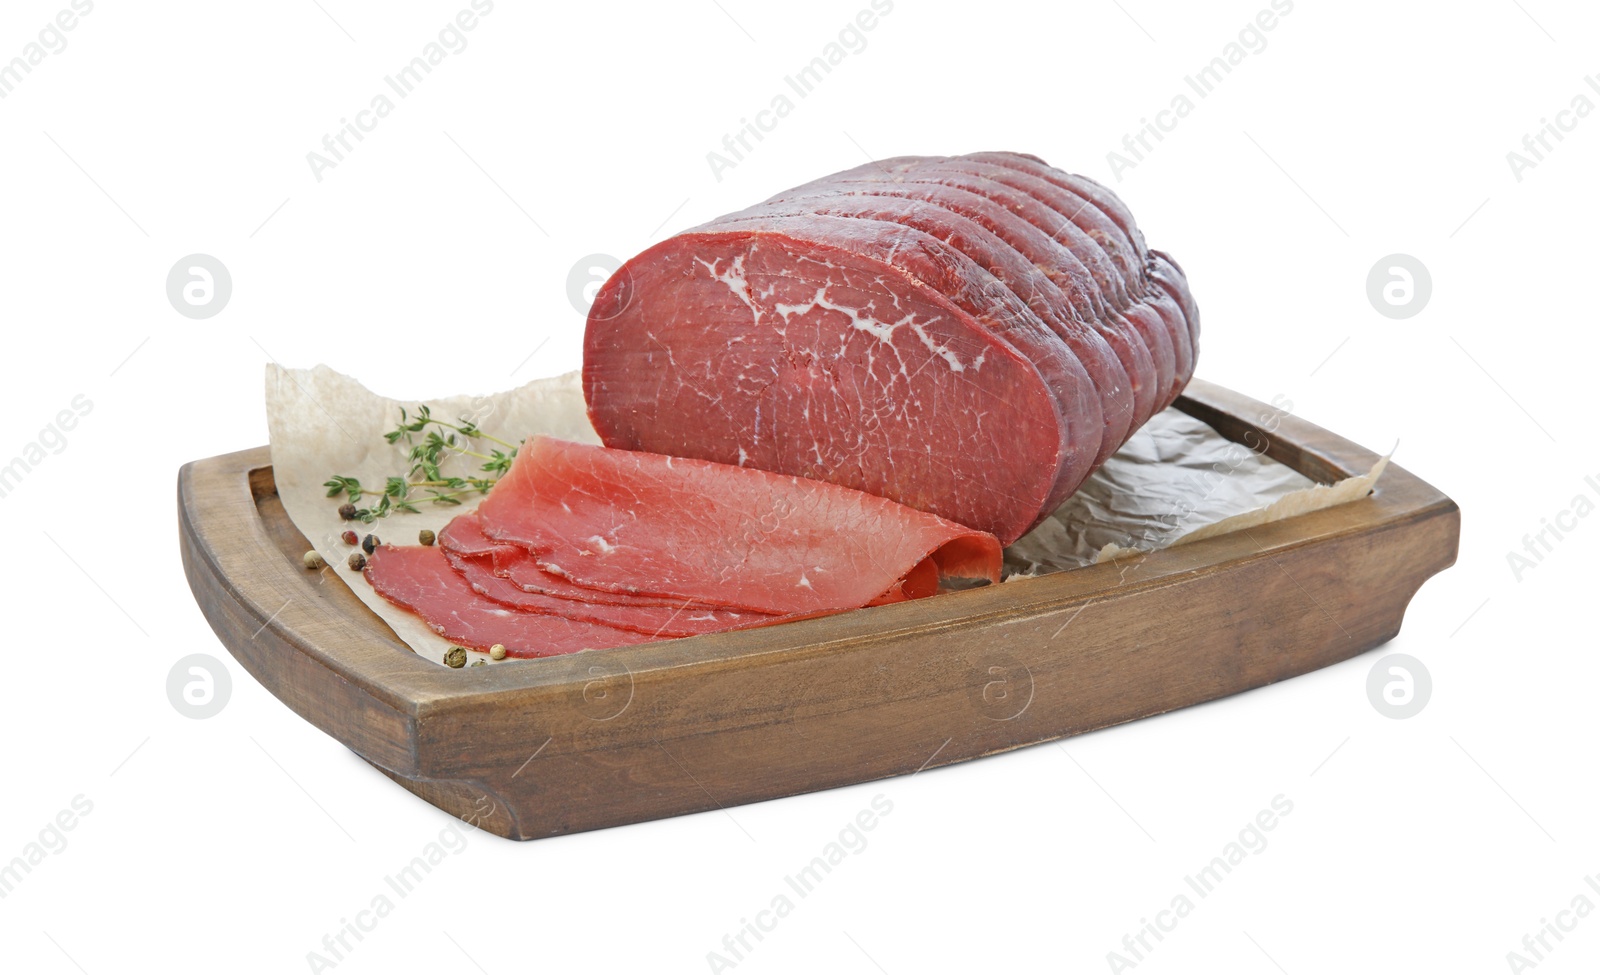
xmin=1004 ymin=416 xmax=1391 ymax=575
xmin=266 ymin=365 xmax=1386 ymax=665
xmin=266 ymin=364 xmax=598 ymax=665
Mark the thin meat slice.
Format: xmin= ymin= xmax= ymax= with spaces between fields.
xmin=442 ymin=545 xmax=780 ymax=637
xmin=440 ymin=513 xmax=689 ymax=608
xmin=364 ymin=544 xmax=657 ymax=658
xmin=435 ymin=512 xmax=510 ymax=559
xmin=475 ymin=436 xmax=1002 ymax=615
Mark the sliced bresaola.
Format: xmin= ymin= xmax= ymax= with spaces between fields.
xmin=441 ymin=537 xmax=780 ymax=637
xmin=364 ymin=544 xmax=657 ymax=658
xmin=440 ymin=512 xmax=693 ymax=608
xmin=474 ymin=436 xmax=1002 ymax=615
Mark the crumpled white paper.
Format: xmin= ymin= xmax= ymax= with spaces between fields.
xmin=266 ymin=365 xmax=1384 ymax=664
xmin=266 ymin=364 xmax=597 ymax=665
xmin=1004 ymin=411 xmax=1388 ymax=575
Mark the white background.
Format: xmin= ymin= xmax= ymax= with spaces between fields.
xmin=2 ymin=0 xmax=1596 ymax=972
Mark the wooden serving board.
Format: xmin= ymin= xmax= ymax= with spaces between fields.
xmin=179 ymin=380 xmax=1458 ymax=840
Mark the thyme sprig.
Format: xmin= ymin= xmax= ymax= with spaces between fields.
xmin=324 ymin=405 xmax=518 ymax=522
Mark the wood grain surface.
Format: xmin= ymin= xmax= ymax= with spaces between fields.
xmin=178 ymin=380 xmax=1460 ymax=840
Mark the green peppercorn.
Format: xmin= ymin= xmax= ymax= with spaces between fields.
xmin=418 ymin=529 xmax=436 ymax=547
xmin=470 ymin=658 xmax=486 ymax=667
xmin=444 ymin=647 xmax=467 ymax=668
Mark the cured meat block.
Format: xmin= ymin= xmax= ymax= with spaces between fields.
xmin=692 ymin=211 xmax=1104 ymax=519
xmin=766 ymin=176 xmax=1163 ymax=434
xmin=585 ymin=153 xmax=1198 ymax=544
xmin=716 ymin=196 xmax=1136 ymax=469
xmin=586 ymin=228 xmax=1076 ymax=543
xmin=780 ymin=156 xmax=1191 ymax=411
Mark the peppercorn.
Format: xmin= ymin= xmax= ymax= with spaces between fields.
xmin=470 ymin=659 xmax=486 ymax=667
xmin=302 ymin=550 xmax=327 ymax=570
xmin=444 ymin=647 xmax=467 ymax=668
xmin=338 ymin=502 xmax=358 ymax=521
xmin=489 ymin=643 xmax=507 ymax=661
xmin=341 ymin=529 xmax=359 ymax=546
xmin=347 ymin=552 xmax=367 ymax=571
xmin=418 ymin=529 xmax=436 ymax=547
xmin=362 ymin=534 xmax=378 ymax=555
